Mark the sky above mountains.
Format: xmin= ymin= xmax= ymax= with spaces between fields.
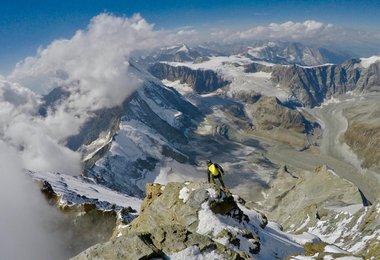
xmin=1 ymin=0 xmax=380 ymax=73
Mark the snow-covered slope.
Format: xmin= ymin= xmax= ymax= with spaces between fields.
xmin=72 ymin=62 xmax=205 ymax=197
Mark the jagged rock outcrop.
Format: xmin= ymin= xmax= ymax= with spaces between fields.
xmin=271 ymin=63 xmax=356 ymax=107
xmin=270 ymin=59 xmax=380 ymax=107
xmin=255 ymin=165 xmax=380 ymax=258
xmin=71 ymin=182 xmax=280 ymax=260
xmin=148 ymin=63 xmax=230 ymax=93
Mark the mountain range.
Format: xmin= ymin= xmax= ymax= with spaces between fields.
xmin=15 ymin=41 xmax=380 ymax=259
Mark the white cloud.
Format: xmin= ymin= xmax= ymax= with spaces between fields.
xmin=226 ymin=20 xmax=341 ymax=42
xmin=8 ymin=13 xmax=158 ymax=105
xmin=0 ymin=80 xmax=82 ymax=175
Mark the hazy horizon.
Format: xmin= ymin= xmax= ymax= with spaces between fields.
xmin=1 ymin=0 xmax=380 ymax=74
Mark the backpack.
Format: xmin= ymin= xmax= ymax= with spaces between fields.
xmin=208 ymin=164 xmax=220 ymax=176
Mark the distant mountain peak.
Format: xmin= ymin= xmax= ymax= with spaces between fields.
xmin=360 ymin=55 xmax=380 ymax=68
xmin=176 ymin=44 xmax=190 ymax=53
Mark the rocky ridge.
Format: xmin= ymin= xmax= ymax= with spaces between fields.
xmin=153 ymin=58 xmax=380 ymax=108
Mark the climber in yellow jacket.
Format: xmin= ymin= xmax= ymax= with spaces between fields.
xmin=207 ymin=160 xmax=226 ymax=188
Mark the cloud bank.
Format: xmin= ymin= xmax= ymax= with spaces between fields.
xmin=211 ymin=20 xmax=380 ymax=55
xmin=0 ymin=79 xmax=82 ymax=175
xmin=0 ymin=141 xmax=69 ymax=259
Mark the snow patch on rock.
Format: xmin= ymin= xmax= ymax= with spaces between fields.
xmin=179 ymin=187 xmax=190 ymax=202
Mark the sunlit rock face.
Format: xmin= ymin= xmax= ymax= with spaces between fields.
xmin=72 ymin=182 xmax=303 ymax=260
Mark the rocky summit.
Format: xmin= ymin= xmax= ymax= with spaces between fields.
xmin=71 ymin=180 xmax=369 ymax=260
xmin=71 ymin=181 xmax=325 ymax=260
xmin=72 ymin=182 xmax=264 ymax=259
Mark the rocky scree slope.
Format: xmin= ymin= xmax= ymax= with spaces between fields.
xmin=255 ymin=164 xmax=379 ymax=259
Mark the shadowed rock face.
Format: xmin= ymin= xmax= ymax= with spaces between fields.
xmin=148 ymin=63 xmax=230 ymax=93
xmin=72 ymin=182 xmax=268 ymax=260
xmin=271 ymin=63 xmax=357 ymax=107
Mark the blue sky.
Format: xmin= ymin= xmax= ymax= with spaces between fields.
xmin=1 ymin=0 xmax=380 ymax=73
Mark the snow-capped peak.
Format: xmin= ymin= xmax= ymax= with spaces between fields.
xmin=176 ymin=44 xmax=189 ymax=53
xmin=360 ymin=55 xmax=380 ymax=68
xmin=161 ymin=45 xmax=181 ymax=51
